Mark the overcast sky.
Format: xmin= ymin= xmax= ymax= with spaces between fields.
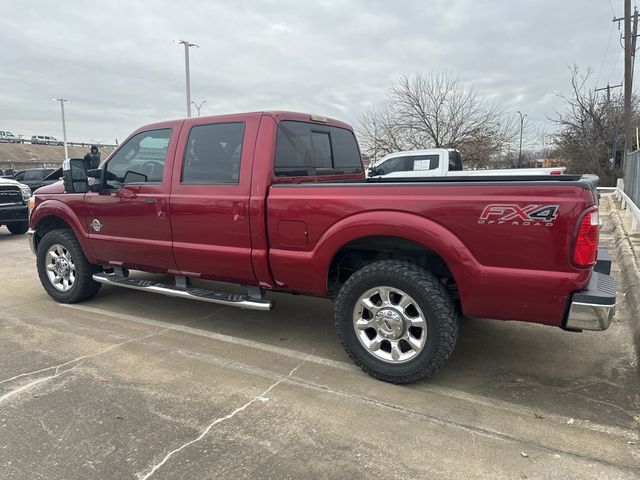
xmin=0 ymin=0 xmax=625 ymax=147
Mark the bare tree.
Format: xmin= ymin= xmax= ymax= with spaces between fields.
xmin=551 ymin=65 xmax=632 ymax=186
xmin=358 ymin=72 xmax=518 ymax=168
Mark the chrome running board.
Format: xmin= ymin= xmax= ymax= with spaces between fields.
xmin=92 ymin=273 xmax=273 ymax=311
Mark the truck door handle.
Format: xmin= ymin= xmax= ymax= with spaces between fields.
xmin=143 ymin=199 xmax=156 ymax=204
xmin=233 ymin=201 xmax=245 ymax=222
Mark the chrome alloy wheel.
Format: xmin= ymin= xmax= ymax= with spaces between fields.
xmin=45 ymin=243 xmax=76 ymax=292
xmin=352 ymin=286 xmax=427 ymax=363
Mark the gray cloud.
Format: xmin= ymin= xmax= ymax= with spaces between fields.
xmin=0 ymin=0 xmax=624 ymax=148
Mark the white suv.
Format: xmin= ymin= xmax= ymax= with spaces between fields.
xmin=0 ymin=131 xmax=22 ymax=143
xmin=30 ymin=135 xmax=63 ymax=145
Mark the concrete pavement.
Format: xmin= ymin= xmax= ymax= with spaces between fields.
xmin=0 ymin=203 xmax=638 ymax=479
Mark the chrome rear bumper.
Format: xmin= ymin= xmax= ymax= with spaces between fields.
xmin=565 ymin=270 xmax=616 ymax=331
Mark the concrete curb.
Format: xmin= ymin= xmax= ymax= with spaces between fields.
xmin=603 ymin=195 xmax=640 ymax=353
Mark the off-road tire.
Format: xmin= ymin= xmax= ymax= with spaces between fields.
xmin=7 ymin=221 xmax=28 ymax=235
xmin=36 ymin=229 xmax=102 ymax=303
xmin=335 ymin=260 xmax=459 ymax=384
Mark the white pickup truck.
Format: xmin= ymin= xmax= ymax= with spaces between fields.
xmin=367 ymin=149 xmax=565 ymax=178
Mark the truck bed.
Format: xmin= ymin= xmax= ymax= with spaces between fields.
xmin=266 ymin=175 xmax=597 ymax=326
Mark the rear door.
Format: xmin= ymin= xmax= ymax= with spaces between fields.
xmin=169 ymin=114 xmax=260 ymax=283
xmin=85 ymin=124 xmax=179 ymax=272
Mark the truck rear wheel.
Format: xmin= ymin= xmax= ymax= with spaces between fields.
xmin=335 ymin=260 xmax=459 ymax=384
xmin=36 ymin=229 xmax=102 ymax=303
xmin=7 ymin=221 xmax=28 ymax=235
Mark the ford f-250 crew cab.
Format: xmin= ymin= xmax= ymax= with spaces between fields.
xmin=27 ymin=111 xmax=616 ymax=384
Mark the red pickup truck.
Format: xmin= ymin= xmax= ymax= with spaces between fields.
xmin=27 ymin=111 xmax=616 ymax=384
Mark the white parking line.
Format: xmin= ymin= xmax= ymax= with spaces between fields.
xmin=61 ymin=303 xmax=639 ymax=441
xmin=61 ymin=303 xmax=355 ymax=372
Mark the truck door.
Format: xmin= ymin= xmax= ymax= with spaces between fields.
xmin=85 ymin=126 xmax=178 ymax=272
xmin=169 ymin=115 xmax=259 ymax=284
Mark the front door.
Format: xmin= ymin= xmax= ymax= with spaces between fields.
xmin=85 ymin=125 xmax=179 ymax=272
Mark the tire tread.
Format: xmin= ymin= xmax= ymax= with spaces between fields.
xmin=36 ymin=229 xmax=101 ymax=303
xmin=335 ymin=260 xmax=459 ymax=384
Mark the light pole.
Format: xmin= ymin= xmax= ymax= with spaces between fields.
xmin=191 ymin=100 xmax=207 ymax=117
xmin=517 ymin=110 xmax=527 ymax=168
xmin=175 ymin=39 xmax=199 ymax=118
xmin=373 ymin=119 xmax=378 ymax=163
xmin=53 ymin=98 xmax=69 ymax=160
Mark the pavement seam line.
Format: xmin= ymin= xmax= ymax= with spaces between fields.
xmin=136 ymin=355 xmax=311 ymax=480
xmin=0 ymin=332 xmax=155 ymax=404
xmin=0 ymin=309 xmax=216 ymax=388
xmin=0 ymin=313 xmax=211 ymax=404
xmin=63 ymin=302 xmax=640 ymax=442
xmin=124 ymin=339 xmax=639 ymax=474
xmin=278 ymin=376 xmax=640 ymax=474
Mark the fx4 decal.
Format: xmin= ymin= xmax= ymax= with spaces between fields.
xmin=478 ymin=204 xmax=559 ymax=226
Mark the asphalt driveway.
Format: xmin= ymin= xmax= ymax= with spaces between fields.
xmin=0 ymin=202 xmax=638 ymax=479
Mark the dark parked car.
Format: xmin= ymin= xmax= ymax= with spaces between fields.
xmin=32 ymin=168 xmax=63 ymax=192
xmin=13 ymin=168 xmax=56 ymax=192
xmin=0 ymin=176 xmax=30 ymax=234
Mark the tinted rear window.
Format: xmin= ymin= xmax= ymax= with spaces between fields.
xmin=274 ymin=121 xmax=362 ymax=176
xmin=449 ymin=151 xmax=463 ymax=171
xmin=182 ymin=122 xmax=244 ymax=184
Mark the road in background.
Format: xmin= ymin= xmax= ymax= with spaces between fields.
xmin=0 ymin=143 xmax=116 ymax=171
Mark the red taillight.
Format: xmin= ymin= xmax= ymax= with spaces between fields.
xmin=550 ymin=170 xmax=562 ymax=175
xmin=573 ymin=209 xmax=599 ymax=267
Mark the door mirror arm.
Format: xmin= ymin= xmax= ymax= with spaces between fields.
xmin=87 ymin=169 xmax=104 ymax=192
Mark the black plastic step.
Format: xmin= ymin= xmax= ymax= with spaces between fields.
xmin=572 ymin=271 xmax=616 ymax=306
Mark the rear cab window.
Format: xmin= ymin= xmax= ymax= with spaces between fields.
xmin=449 ymin=151 xmax=463 ymax=171
xmin=181 ymin=122 xmax=245 ymax=185
xmin=274 ymin=121 xmax=362 ymax=177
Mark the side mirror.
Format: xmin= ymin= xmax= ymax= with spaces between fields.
xmin=62 ymin=159 xmax=89 ymax=193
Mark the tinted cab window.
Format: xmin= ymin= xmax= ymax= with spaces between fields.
xmin=274 ymin=121 xmax=362 ymax=176
xmin=377 ymin=156 xmax=408 ymax=175
xmin=449 ymin=151 xmax=463 ymax=171
xmin=182 ymin=122 xmax=244 ymax=184
xmin=24 ymin=170 xmax=41 ymax=181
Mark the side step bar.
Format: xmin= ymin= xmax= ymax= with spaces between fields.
xmin=92 ymin=273 xmax=273 ymax=311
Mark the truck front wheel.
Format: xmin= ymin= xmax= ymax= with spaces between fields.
xmin=36 ymin=229 xmax=102 ymax=303
xmin=335 ymin=260 xmax=459 ymax=384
